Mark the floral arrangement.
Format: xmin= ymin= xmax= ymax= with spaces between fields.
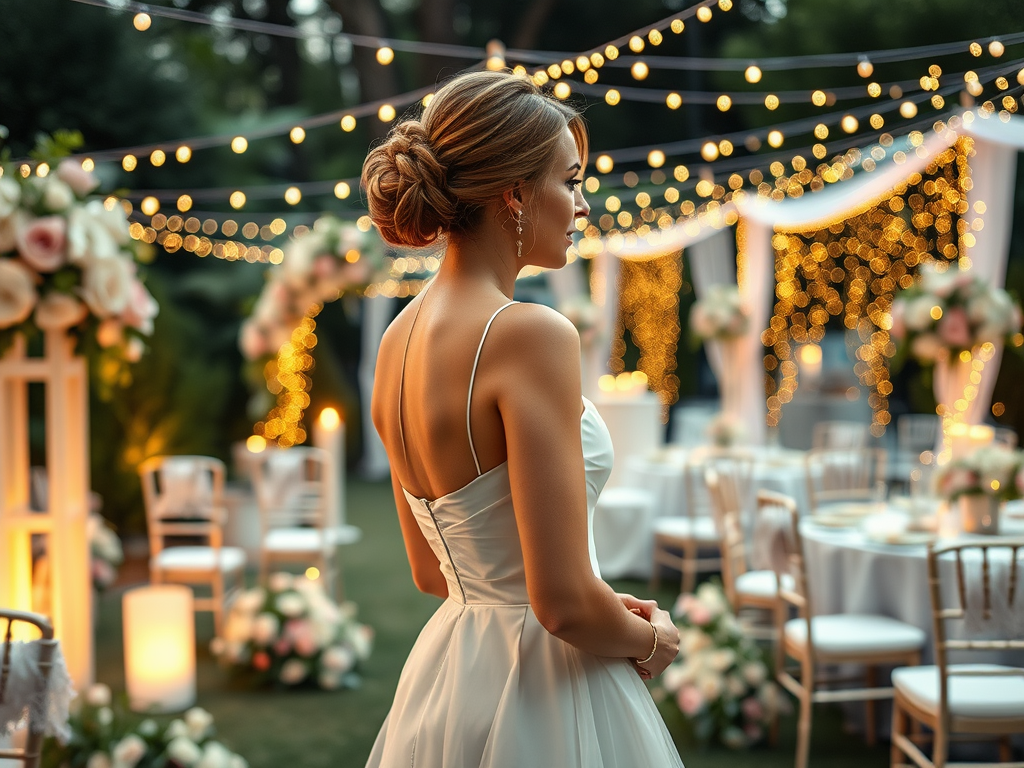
xmin=689 ymin=284 xmax=749 ymax=341
xmin=88 ymin=514 xmax=123 ymax=591
xmin=890 ymin=262 xmax=1022 ymax=364
xmin=706 ymin=413 xmax=746 ymax=448
xmin=42 ymin=683 xmax=247 ymax=768
xmin=213 ymin=571 xmax=373 ymax=690
xmin=0 ymin=134 xmax=158 ymax=368
xmin=934 ymin=445 xmax=1024 ymax=502
xmin=657 ymin=582 xmax=786 ymax=749
xmin=238 ymin=217 xmax=381 ymax=364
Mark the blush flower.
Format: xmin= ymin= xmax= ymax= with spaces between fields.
xmin=15 ymin=215 xmax=66 ymax=273
xmin=34 ymin=292 xmax=88 ymax=331
xmin=56 ymin=159 xmax=100 ymax=196
xmin=0 ymin=259 xmax=38 ymax=329
xmin=937 ymin=307 xmax=972 ymax=349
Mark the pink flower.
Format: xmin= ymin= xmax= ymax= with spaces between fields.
xmin=285 ymin=619 xmax=318 ymax=658
xmin=741 ymin=696 xmax=764 ymax=721
xmin=937 ymin=307 xmax=972 ymax=349
xmin=239 ymin=321 xmax=267 ymax=360
xmin=313 ymin=254 xmax=336 ymax=280
xmin=252 ymin=651 xmax=271 ymax=671
xmin=273 ymin=637 xmax=292 ymax=656
xmin=676 ymin=685 xmax=705 ymax=716
xmin=687 ymin=602 xmax=712 ymax=626
xmin=121 ymin=278 xmax=158 ymax=334
xmin=889 ymin=302 xmax=906 ymax=340
xmin=34 ymin=292 xmax=88 ymax=331
xmin=15 ymin=215 xmax=66 ymax=273
xmin=56 ymin=159 xmax=100 ymax=196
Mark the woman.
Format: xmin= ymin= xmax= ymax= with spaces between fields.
xmin=364 ymin=70 xmax=683 ymax=767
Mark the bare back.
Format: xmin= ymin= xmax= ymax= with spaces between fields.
xmin=373 ymin=280 xmax=521 ymax=502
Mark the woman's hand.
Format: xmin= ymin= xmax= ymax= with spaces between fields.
xmin=633 ymin=607 xmax=679 ymax=680
xmin=618 ymin=593 xmax=656 ymax=621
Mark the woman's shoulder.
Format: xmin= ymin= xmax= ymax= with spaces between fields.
xmin=487 ymin=302 xmax=580 ymax=372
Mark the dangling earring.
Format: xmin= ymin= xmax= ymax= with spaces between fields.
xmin=515 ymin=209 xmax=523 ymax=258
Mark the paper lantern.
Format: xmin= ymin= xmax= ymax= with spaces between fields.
xmin=123 ymin=585 xmax=195 ymax=713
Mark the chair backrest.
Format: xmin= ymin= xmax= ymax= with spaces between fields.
xmin=897 ymin=414 xmax=940 ymax=453
xmin=0 ymin=610 xmax=56 ymax=768
xmin=683 ymin=450 xmax=753 ymax=521
xmin=805 ymin=447 xmax=887 ymax=511
xmin=926 ymin=539 xmax=1024 ymax=730
xmin=992 ymin=426 xmax=1019 ymax=450
xmin=812 ymin=420 xmax=870 ymax=450
xmin=755 ymin=491 xmax=816 ymax=656
xmin=251 ymin=447 xmax=329 ymax=531
xmin=706 ymin=467 xmax=748 ymax=607
xmin=138 ymin=455 xmax=226 ymax=557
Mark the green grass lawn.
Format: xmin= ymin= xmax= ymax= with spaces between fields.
xmin=95 ymin=477 xmax=890 ymax=767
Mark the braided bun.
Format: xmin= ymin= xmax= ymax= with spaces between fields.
xmin=362 ymin=121 xmax=455 ymax=248
xmin=361 ymin=71 xmax=588 ymax=248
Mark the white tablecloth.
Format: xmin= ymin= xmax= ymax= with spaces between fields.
xmin=800 ymin=507 xmax=1024 ymax=663
xmin=594 ymin=446 xmax=808 ymax=579
xmin=592 ymin=394 xmax=663 ymax=489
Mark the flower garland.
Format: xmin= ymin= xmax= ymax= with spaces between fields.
xmin=42 ymin=683 xmax=248 ymax=768
xmin=890 ymin=262 xmax=1022 ymax=365
xmin=657 ymin=582 xmax=787 ymax=749
xmin=0 ymin=135 xmax=158 ymax=374
xmin=214 ymin=572 xmax=373 ymax=690
xmin=934 ymin=445 xmax=1024 ymax=502
xmin=689 ymin=284 xmax=749 ymax=341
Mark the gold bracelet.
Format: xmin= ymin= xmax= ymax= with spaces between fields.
xmin=636 ymin=619 xmax=658 ymax=665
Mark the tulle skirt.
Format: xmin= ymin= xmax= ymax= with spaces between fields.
xmin=366 ymin=599 xmax=685 ymax=768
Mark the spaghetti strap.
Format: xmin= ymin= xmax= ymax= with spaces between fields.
xmin=467 ymin=301 xmax=518 ymax=475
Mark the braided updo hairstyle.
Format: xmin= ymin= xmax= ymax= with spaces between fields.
xmin=362 ymin=70 xmax=588 ymax=248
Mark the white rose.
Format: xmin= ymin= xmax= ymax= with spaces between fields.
xmin=905 ymin=296 xmax=939 ymax=332
xmin=726 ymin=673 xmax=747 ymax=698
xmin=251 ymin=612 xmax=279 ymax=646
xmin=661 ymin=664 xmax=686 ymax=692
xmin=236 ymin=587 xmax=266 ymax=614
xmin=708 ymin=648 xmax=736 ymax=672
xmin=696 ymin=671 xmax=723 ymax=701
xmin=196 ymin=741 xmax=234 ymax=768
xmin=0 ymin=258 xmax=38 ymax=329
xmin=166 ymin=736 xmax=202 ymax=767
xmin=695 ymin=582 xmax=727 ymax=617
xmin=229 ymin=755 xmax=249 ymax=768
xmin=97 ymin=706 xmax=113 ymax=726
xmin=67 ymin=201 xmax=120 ymax=264
xmin=275 ymin=592 xmax=305 ymax=618
xmin=137 ymin=719 xmax=158 ymax=738
xmin=742 ymin=661 xmax=767 ymax=686
xmin=165 ymin=719 xmax=189 ymax=740
xmin=125 ymin=336 xmax=145 ymax=363
xmin=112 ymin=733 xmax=147 ymax=768
xmin=318 ymin=670 xmax=343 ymax=690
xmin=279 ymin=658 xmax=308 ymax=685
xmin=85 ymin=682 xmax=112 ymax=707
xmin=79 ymin=255 xmax=132 ymax=317
xmin=87 ymin=753 xmax=113 ymax=768
xmin=184 ymin=707 xmax=214 ymax=742
xmin=321 ymin=645 xmax=355 ymax=673
xmin=681 ymin=628 xmax=712 ymax=656
xmin=348 ymin=624 xmax=374 ymax=662
xmin=43 ymin=179 xmax=75 ymax=213
xmin=0 ymin=177 xmax=20 ymax=218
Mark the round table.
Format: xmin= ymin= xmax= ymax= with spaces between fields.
xmin=799 ymin=504 xmax=1024 ymax=662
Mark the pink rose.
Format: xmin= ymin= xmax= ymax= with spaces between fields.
xmin=285 ymin=620 xmax=318 ymax=658
xmin=677 ymin=685 xmax=705 ymax=716
xmin=16 ymin=215 xmax=66 ymax=273
xmin=687 ymin=602 xmax=712 ymax=626
xmin=889 ymin=301 xmax=906 ymax=340
xmin=56 ymin=159 xmax=100 ymax=197
xmin=121 ymin=278 xmax=158 ymax=334
xmin=741 ymin=696 xmax=764 ymax=721
xmin=273 ymin=637 xmax=292 ymax=656
xmin=937 ymin=307 xmax=972 ymax=349
xmin=239 ymin=321 xmax=266 ymax=360
xmin=35 ymin=292 xmax=88 ymax=331
xmin=313 ymin=254 xmax=336 ymax=280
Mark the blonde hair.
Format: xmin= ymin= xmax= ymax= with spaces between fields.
xmin=361 ymin=70 xmax=588 ymax=248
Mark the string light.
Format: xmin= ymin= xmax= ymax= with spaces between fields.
xmin=377 ymin=104 xmax=396 ymax=121
xmin=767 ymin=130 xmax=784 ymax=148
xmin=717 ymin=95 xmax=732 ymax=111
xmin=666 ymin=92 xmax=682 ymax=109
xmin=628 ymin=35 xmax=645 ymax=53
xmin=841 ymin=115 xmax=859 ymax=133
xmin=376 ymin=46 xmax=394 ymax=65
xmin=175 ymin=146 xmax=191 ymax=163
xmin=900 ymin=101 xmax=919 ymax=118
xmin=122 ymin=155 xmax=137 ymax=172
xmin=988 ymin=40 xmax=1005 ymax=57
xmin=231 ymin=136 xmax=248 ymax=153
xmin=176 ymin=195 xmax=192 ymax=212
xmin=696 ymin=6 xmax=712 ymax=22
xmin=631 ymin=61 xmax=649 ymax=80
xmin=596 ymin=155 xmax=614 ymax=173
xmin=340 ymin=115 xmax=356 ymax=132
xmin=701 ymin=142 xmax=720 ymax=161
xmin=284 ymin=187 xmax=302 ymax=205
xmin=605 ymin=89 xmax=621 ymax=106
xmin=553 ymin=81 xmax=571 ymax=99
xmin=289 ymin=126 xmax=305 ymax=144
xmin=132 ymin=12 xmax=151 ymax=31
xmin=140 ymin=196 xmax=160 ymax=216
xmin=745 ymin=65 xmax=762 ymax=84
xmin=230 ymin=191 xmax=246 ymax=209
xmin=857 ymin=57 xmax=874 ymax=78
xmin=150 ymin=149 xmax=166 ymax=167
xmin=647 ymin=150 xmax=666 ymax=168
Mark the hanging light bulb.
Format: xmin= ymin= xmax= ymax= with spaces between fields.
xmin=988 ymin=40 xmax=1005 ymax=57
xmin=133 ymin=12 xmax=151 ymax=31
xmin=744 ymin=65 xmax=762 ymax=84
xmin=666 ymin=92 xmax=682 ymax=109
xmin=767 ymin=130 xmax=784 ymax=148
xmin=595 ymin=155 xmax=614 ymax=174
xmin=647 ymin=150 xmax=666 ymax=168
xmin=701 ymin=142 xmax=720 ymax=161
xmin=841 ymin=115 xmax=859 ymax=133
xmin=631 ymin=61 xmax=649 ymax=80
xmin=856 ymin=57 xmax=873 ymax=78
xmin=376 ymin=46 xmax=395 ymax=65
xmin=899 ymin=101 xmax=918 ymax=118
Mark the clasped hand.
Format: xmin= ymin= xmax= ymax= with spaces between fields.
xmin=617 ymin=593 xmax=680 ymax=681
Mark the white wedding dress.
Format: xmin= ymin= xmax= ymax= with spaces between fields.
xmin=366 ymin=297 xmax=685 ymax=768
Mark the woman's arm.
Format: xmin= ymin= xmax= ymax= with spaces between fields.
xmin=490 ymin=304 xmax=678 ymax=672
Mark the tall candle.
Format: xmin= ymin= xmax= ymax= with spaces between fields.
xmin=312 ymin=407 xmax=346 ymax=527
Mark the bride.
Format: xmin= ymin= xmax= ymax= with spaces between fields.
xmin=363 ymin=69 xmax=683 ymax=767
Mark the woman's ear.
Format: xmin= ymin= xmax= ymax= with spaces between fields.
xmin=502 ymin=183 xmax=524 ymax=211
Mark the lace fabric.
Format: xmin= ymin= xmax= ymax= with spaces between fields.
xmin=0 ymin=641 xmax=74 ymax=742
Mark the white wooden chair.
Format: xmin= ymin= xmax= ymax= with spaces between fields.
xmin=139 ymin=455 xmax=245 ymax=637
xmin=812 ymin=420 xmax=871 ymax=450
xmin=0 ymin=610 xmax=61 ymax=768
xmin=651 ymin=452 xmax=752 ymax=594
xmin=891 ymin=538 xmax=1024 ymax=768
xmin=805 ymin=447 xmax=887 ymax=512
xmin=764 ymin=490 xmax=926 ymax=768
xmin=251 ymin=447 xmax=360 ymax=598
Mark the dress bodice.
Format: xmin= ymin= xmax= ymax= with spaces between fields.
xmin=401 ymin=397 xmax=613 ymax=605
